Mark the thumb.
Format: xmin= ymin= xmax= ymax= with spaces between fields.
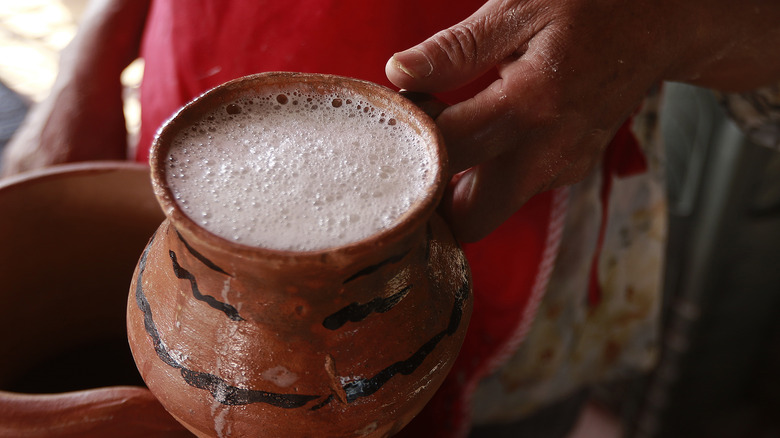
xmin=385 ymin=1 xmax=534 ymax=93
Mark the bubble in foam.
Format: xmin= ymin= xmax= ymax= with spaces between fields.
xmin=167 ymin=87 xmax=434 ymax=251
xmin=226 ymin=104 xmax=242 ymax=115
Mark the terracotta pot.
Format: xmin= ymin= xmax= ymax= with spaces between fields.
xmin=126 ymin=73 xmax=473 ymax=437
xmin=0 ymin=162 xmax=190 ymax=437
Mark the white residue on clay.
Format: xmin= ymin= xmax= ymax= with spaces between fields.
xmin=210 ymin=394 xmax=232 ymax=438
xmin=220 ymin=277 xmax=232 ymax=304
xmin=354 ymin=421 xmax=378 ymax=436
xmin=261 ymin=365 xmax=299 ymax=387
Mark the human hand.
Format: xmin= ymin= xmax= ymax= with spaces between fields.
xmin=386 ymin=0 xmax=780 ymax=242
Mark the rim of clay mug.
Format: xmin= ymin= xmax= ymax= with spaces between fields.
xmin=0 ymin=161 xmax=151 ymax=191
xmin=150 ymin=72 xmax=449 ymax=262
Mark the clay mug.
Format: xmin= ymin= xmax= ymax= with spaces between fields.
xmin=0 ymin=162 xmax=189 ymax=437
xmin=126 ymin=72 xmax=472 ymax=437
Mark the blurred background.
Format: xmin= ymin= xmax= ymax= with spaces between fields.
xmin=0 ymin=0 xmax=81 ymax=101
xmin=0 ymin=0 xmax=141 ymax=154
xmin=1 ymin=2 xmax=780 ymax=437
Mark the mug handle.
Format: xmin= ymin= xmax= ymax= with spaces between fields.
xmin=0 ymin=387 xmax=192 ymax=437
xmin=399 ymin=91 xmax=449 ymax=120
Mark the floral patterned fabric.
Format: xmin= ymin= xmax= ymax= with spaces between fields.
xmin=468 ymin=88 xmax=667 ymax=425
xmin=468 ymin=82 xmax=780 ymax=427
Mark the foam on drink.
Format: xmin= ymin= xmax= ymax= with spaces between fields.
xmin=166 ymin=88 xmax=434 ymax=251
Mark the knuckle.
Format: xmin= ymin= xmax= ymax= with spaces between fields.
xmin=428 ymin=21 xmax=483 ymax=68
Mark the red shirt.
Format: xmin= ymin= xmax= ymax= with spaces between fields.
xmin=137 ymin=0 xmax=487 ymax=162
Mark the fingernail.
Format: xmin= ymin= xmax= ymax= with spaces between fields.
xmin=444 ymin=169 xmax=480 ymax=243
xmin=392 ymin=48 xmax=434 ymax=79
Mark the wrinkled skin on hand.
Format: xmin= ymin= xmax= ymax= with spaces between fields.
xmin=387 ymin=0 xmax=780 ymax=242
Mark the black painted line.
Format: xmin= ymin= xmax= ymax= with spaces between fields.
xmin=136 ymin=234 xmax=470 ymax=409
xmin=175 ymin=230 xmax=231 ymax=275
xmin=134 ymin=235 xmax=320 ymax=409
xmin=169 ymin=250 xmax=244 ymax=322
xmin=309 ymin=394 xmax=334 ymax=411
xmin=342 ymin=261 xmax=469 ymax=404
xmin=136 ymin=232 xmax=181 ymax=370
xmin=322 ymin=285 xmax=413 ymax=330
xmin=342 ymin=250 xmax=410 ymax=284
xmin=179 ymin=367 xmax=319 ymax=407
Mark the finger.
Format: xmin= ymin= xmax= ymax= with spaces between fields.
xmin=385 ymin=0 xmax=545 ymax=93
xmin=441 ymin=107 xmax=611 ymax=243
xmin=437 ymin=42 xmax=562 ymax=175
xmin=442 ymin=149 xmax=560 ymax=243
xmin=441 ymin=155 xmax=541 ymax=243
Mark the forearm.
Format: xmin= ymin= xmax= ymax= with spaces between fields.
xmin=67 ymin=0 xmax=151 ymax=76
xmin=54 ymin=0 xmax=151 ymax=107
xmin=667 ymin=0 xmax=780 ymax=92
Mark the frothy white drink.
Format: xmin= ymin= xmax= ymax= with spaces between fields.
xmin=166 ymin=88 xmax=434 ymax=251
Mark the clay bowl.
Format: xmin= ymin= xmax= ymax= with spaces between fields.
xmin=0 ymin=161 xmax=190 ymax=437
